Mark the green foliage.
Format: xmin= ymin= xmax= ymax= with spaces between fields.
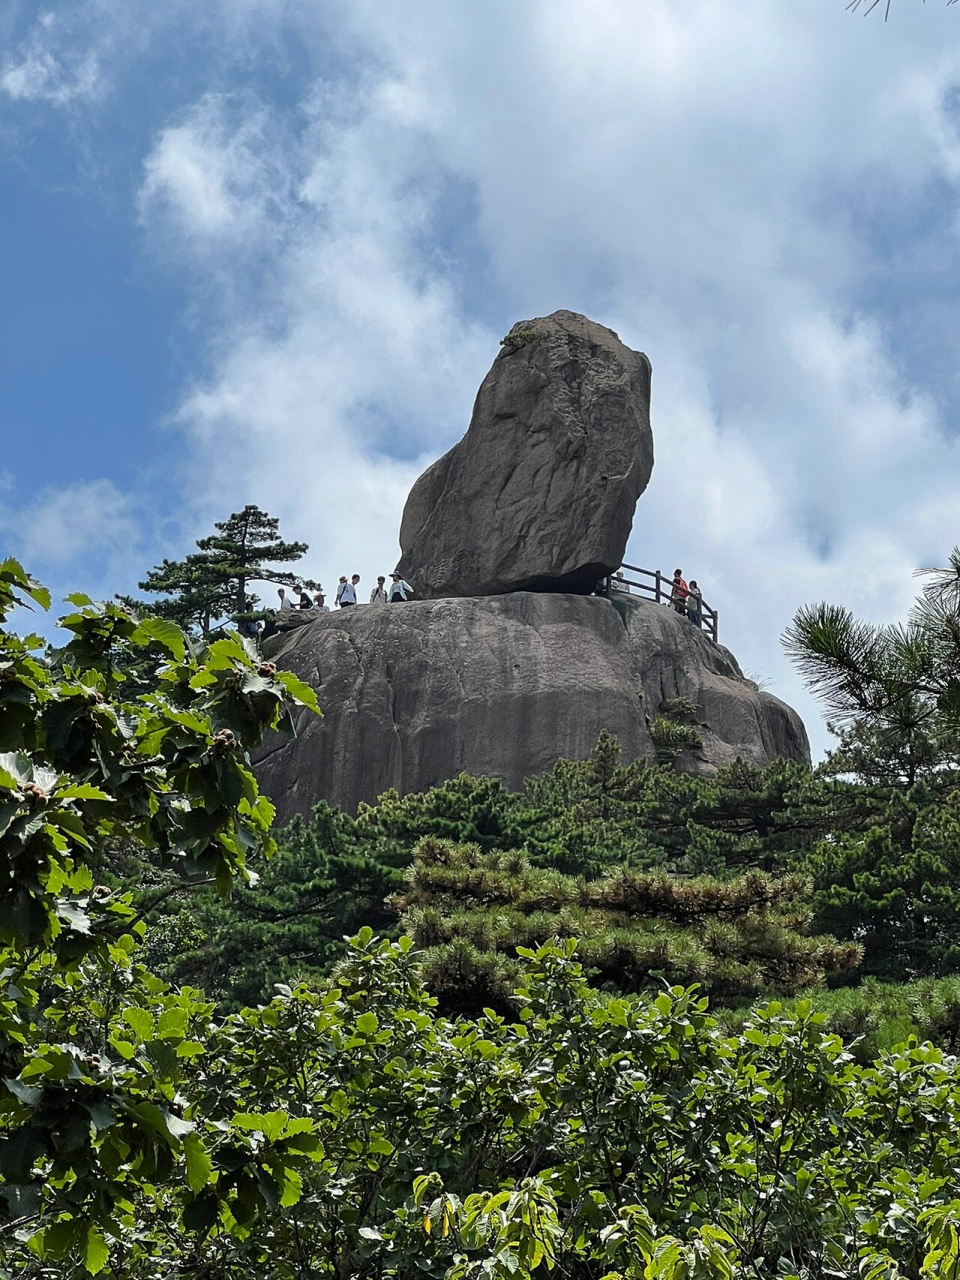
xmin=786 ymin=554 xmax=960 ymax=989
xmin=120 ymin=738 xmax=856 ymax=1005
xmin=804 ymin=789 xmax=960 ymax=981
xmin=523 ymin=733 xmax=842 ymax=876
xmin=718 ymin=974 xmax=960 ymax=1064
xmin=129 ymin=801 xmax=409 ymax=1008
xmin=0 ymin=560 xmax=318 ymax=1268
xmin=356 ymin=772 xmax=535 ymax=854
xmin=784 ymin=547 xmax=960 ymax=755
xmin=499 ymin=326 xmax=537 ymax=352
xmin=118 ymin=775 xmax=529 ymax=1007
xmin=818 ymin=715 xmax=960 ymax=792
xmin=6 ymin=558 xmax=960 ymax=1274
xmin=6 ymin=933 xmax=960 ymax=1277
xmin=394 ymin=839 xmax=859 ymax=1014
xmin=649 ymin=700 xmax=704 ymax=768
xmin=128 ymin=504 xmax=319 ymax=636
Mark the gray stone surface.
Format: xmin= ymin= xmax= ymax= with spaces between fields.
xmin=255 ymin=594 xmax=809 ymax=822
xmin=396 ymin=310 xmax=654 ymax=598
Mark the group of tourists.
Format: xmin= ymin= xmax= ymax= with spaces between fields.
xmin=276 ymin=571 xmax=414 ymax=615
xmin=346 ymin=572 xmax=414 ymax=606
xmin=610 ymin=567 xmax=706 ymax=628
xmin=254 ymin=571 xmax=414 ymax=640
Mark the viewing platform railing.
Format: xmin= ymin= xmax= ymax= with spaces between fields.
xmin=604 ymin=563 xmax=719 ymax=642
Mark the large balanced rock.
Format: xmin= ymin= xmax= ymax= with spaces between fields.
xmin=396 ymin=311 xmax=654 ymax=598
xmin=255 ymin=596 xmax=809 ymax=822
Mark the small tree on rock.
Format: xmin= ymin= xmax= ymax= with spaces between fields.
xmin=129 ymin=505 xmax=319 ymax=636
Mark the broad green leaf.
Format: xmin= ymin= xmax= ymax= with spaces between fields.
xmin=184 ymin=1133 xmax=213 ymax=1194
xmin=122 ymin=1007 xmax=155 ymax=1042
xmin=4 ymin=1077 xmax=41 ymax=1107
xmin=279 ymin=1167 xmax=303 ymax=1207
xmin=204 ymin=637 xmax=250 ymax=670
xmin=134 ymin=617 xmax=186 ymax=662
xmin=82 ymin=1226 xmax=109 ymax=1276
xmin=0 ymin=751 xmax=32 ymax=787
xmin=176 ymin=1040 xmax=207 ymax=1058
xmin=157 ymin=1007 xmax=189 ymax=1039
xmin=356 ymin=1011 xmax=379 ymax=1035
xmin=233 ymin=1110 xmax=288 ymax=1141
xmin=56 ymin=900 xmax=91 ymax=934
xmin=276 ymin=670 xmax=321 ymax=713
xmin=56 ymin=784 xmax=112 ymax=802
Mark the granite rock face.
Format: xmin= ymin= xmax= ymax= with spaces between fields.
xmin=396 ymin=311 xmax=654 ymax=599
xmin=255 ymin=595 xmax=809 ymax=822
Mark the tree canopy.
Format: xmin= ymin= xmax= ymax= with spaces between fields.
xmin=5 ymin=557 xmax=960 ymax=1275
xmin=125 ymin=505 xmax=318 ymax=636
xmin=0 ymin=558 xmax=318 ymax=1269
xmin=783 ymin=548 xmax=960 ymax=757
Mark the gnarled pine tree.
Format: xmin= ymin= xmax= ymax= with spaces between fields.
xmin=126 ymin=504 xmax=319 ymax=636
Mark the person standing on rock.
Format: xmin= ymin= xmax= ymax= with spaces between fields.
xmin=370 ymin=576 xmax=389 ymax=605
xmin=336 ymin=576 xmax=357 ymax=608
xmin=295 ymin=585 xmax=313 ymax=610
xmin=612 ymin=570 xmax=630 ymax=594
xmin=278 ymin=587 xmax=296 ymax=613
xmin=314 ymin=593 xmax=329 ymax=612
xmin=670 ymin=570 xmax=688 ymax=615
xmin=686 ymin=580 xmax=703 ymax=627
xmin=389 ymin=572 xmax=413 ymax=602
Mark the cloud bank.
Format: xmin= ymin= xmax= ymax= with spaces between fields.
xmin=8 ymin=0 xmax=960 ymax=755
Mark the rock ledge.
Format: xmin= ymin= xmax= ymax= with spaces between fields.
xmin=256 ymin=594 xmax=809 ymax=821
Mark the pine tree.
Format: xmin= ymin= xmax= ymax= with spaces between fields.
xmin=129 ymin=504 xmax=318 ymax=635
xmin=783 ymin=546 xmax=960 ymax=748
xmin=195 ymin=504 xmax=317 ymax=617
xmin=130 ymin=551 xmax=234 ymax=636
xmin=393 ymin=838 xmax=860 ymax=1014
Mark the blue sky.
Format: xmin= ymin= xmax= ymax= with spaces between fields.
xmin=3 ymin=0 xmax=960 ymax=757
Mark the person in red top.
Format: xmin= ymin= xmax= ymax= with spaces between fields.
xmin=670 ymin=569 xmax=688 ymax=614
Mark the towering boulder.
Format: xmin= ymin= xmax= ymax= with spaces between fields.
xmin=256 ymin=595 xmax=809 ymax=822
xmin=396 ymin=310 xmax=653 ymax=598
xmin=254 ymin=310 xmax=811 ymax=823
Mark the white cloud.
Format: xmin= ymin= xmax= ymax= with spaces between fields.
xmin=0 ymin=1 xmax=297 ymax=115
xmin=14 ymin=0 xmax=960 ymax=759
xmin=323 ymin=0 xmax=960 ymax=751
xmin=0 ymin=478 xmax=141 ymax=570
xmin=1 ymin=11 xmax=100 ymax=106
xmin=139 ymin=95 xmax=297 ymax=248
xmin=139 ymin=76 xmax=494 ymax=605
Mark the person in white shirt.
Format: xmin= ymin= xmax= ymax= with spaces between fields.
xmin=388 ymin=572 xmax=413 ymax=602
xmin=611 ymin=570 xmax=631 ymax=594
xmin=313 ymin=593 xmax=329 ymax=612
xmin=370 ymin=576 xmax=389 ymax=605
xmin=686 ymin=581 xmax=703 ymax=628
xmin=278 ymin=587 xmax=296 ymax=612
xmin=336 ymin=576 xmax=357 ymax=607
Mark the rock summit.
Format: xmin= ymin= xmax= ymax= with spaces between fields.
xmin=255 ymin=310 xmax=811 ymax=822
xmin=396 ymin=310 xmax=653 ymax=598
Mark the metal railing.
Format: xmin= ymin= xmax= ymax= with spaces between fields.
xmin=604 ymin=563 xmax=718 ymax=641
